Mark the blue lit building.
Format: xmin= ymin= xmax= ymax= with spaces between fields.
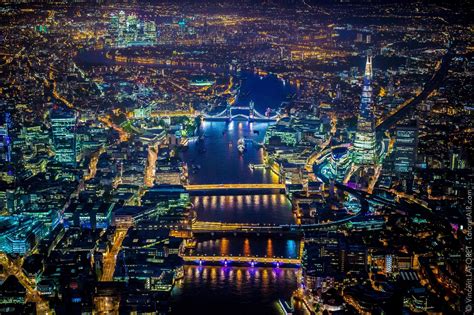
xmin=0 ymin=112 xmax=12 ymax=163
xmin=328 ymin=147 xmax=351 ymax=181
xmin=0 ymin=216 xmax=47 ymax=254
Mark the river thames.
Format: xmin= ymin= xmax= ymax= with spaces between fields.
xmin=171 ymin=74 xmax=302 ymax=314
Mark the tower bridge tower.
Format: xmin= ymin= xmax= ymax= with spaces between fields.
xmin=249 ymin=100 xmax=255 ymax=120
xmin=226 ymin=103 xmax=232 ymax=120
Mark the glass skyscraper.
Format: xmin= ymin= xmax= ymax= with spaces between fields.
xmin=50 ymin=107 xmax=77 ymax=165
xmin=352 ymin=54 xmax=378 ymax=165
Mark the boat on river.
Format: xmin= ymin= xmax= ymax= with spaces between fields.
xmin=237 ymin=138 xmax=246 ymax=154
xmin=278 ymin=298 xmax=294 ymax=315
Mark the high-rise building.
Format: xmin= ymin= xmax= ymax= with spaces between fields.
xmin=144 ymin=20 xmax=157 ymax=44
xmin=50 ymin=107 xmax=77 ymax=165
xmin=110 ymin=13 xmax=119 ymax=34
xmin=393 ymin=121 xmax=418 ymax=174
xmin=365 ymin=34 xmax=371 ymax=44
xmin=352 ymin=53 xmax=378 ymax=165
xmin=0 ymin=113 xmax=11 ymax=163
xmin=110 ymin=11 xmax=156 ymax=47
xmin=449 ymin=149 xmax=467 ymax=170
xmin=124 ymin=14 xmax=138 ymax=44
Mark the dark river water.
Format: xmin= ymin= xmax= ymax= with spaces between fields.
xmin=181 ymin=121 xmax=277 ymax=185
xmin=191 ymin=193 xmax=293 ymax=224
xmin=171 ymin=266 xmax=301 ymax=315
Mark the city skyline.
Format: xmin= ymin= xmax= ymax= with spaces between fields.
xmin=0 ymin=1 xmax=472 ymax=314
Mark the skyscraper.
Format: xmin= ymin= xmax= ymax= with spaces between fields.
xmin=50 ymin=107 xmax=77 ymax=165
xmin=111 ymin=12 xmax=156 ymax=47
xmin=0 ymin=113 xmax=11 ymax=163
xmin=352 ymin=53 xmax=378 ymax=165
xmin=393 ymin=121 xmax=418 ymax=174
xmin=144 ymin=20 xmax=157 ymax=44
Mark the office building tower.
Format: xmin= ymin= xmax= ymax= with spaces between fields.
xmin=50 ymin=107 xmax=77 ymax=165
xmin=393 ymin=121 xmax=418 ymax=174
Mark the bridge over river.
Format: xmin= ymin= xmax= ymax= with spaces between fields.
xmin=182 ymin=255 xmax=301 ymax=267
xmin=184 ymin=183 xmax=285 ymax=192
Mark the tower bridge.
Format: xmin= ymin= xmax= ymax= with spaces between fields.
xmin=203 ymin=101 xmax=279 ymax=122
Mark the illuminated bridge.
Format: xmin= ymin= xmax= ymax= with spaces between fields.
xmin=203 ymin=101 xmax=279 ymax=122
xmin=182 ymin=255 xmax=300 ymax=266
xmin=189 ymin=212 xmax=366 ymax=236
xmin=191 ymin=221 xmax=302 ymax=235
xmin=184 ymin=183 xmax=286 ymax=191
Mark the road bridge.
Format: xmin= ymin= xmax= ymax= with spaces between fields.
xmin=184 ymin=183 xmax=286 ymax=191
xmin=191 ymin=221 xmax=302 ymax=235
xmin=189 ymin=211 xmax=366 ymax=236
xmin=182 ymin=255 xmax=300 ymax=266
xmin=203 ymin=101 xmax=279 ymax=122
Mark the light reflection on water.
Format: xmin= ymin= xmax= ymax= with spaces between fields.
xmin=181 ymin=121 xmax=279 ymax=185
xmin=171 ymin=266 xmax=300 ymax=315
xmin=192 ymin=193 xmax=294 ymax=224
xmin=192 ymin=237 xmax=300 ymax=259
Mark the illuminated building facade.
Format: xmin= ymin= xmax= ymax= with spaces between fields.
xmin=0 ymin=115 xmax=11 ymax=163
xmin=50 ymin=108 xmax=77 ymax=165
xmin=352 ymin=54 xmax=378 ymax=165
xmin=109 ymin=11 xmax=157 ymax=48
xmin=328 ymin=147 xmax=351 ymax=181
xmin=0 ymin=216 xmax=47 ymax=254
xmin=393 ymin=122 xmax=418 ymax=174
xmin=264 ymin=124 xmax=301 ymax=147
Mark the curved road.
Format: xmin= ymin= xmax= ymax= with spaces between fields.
xmin=376 ymin=48 xmax=453 ymax=133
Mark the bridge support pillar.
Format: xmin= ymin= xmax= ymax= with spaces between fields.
xmin=226 ymin=103 xmax=232 ymax=121
xmin=249 ymin=100 xmax=255 ymax=121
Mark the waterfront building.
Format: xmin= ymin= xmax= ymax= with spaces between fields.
xmin=352 ymin=54 xmax=378 ymax=165
xmin=264 ymin=124 xmax=301 ymax=147
xmin=155 ymin=163 xmax=183 ymax=185
xmin=50 ymin=107 xmax=77 ymax=166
